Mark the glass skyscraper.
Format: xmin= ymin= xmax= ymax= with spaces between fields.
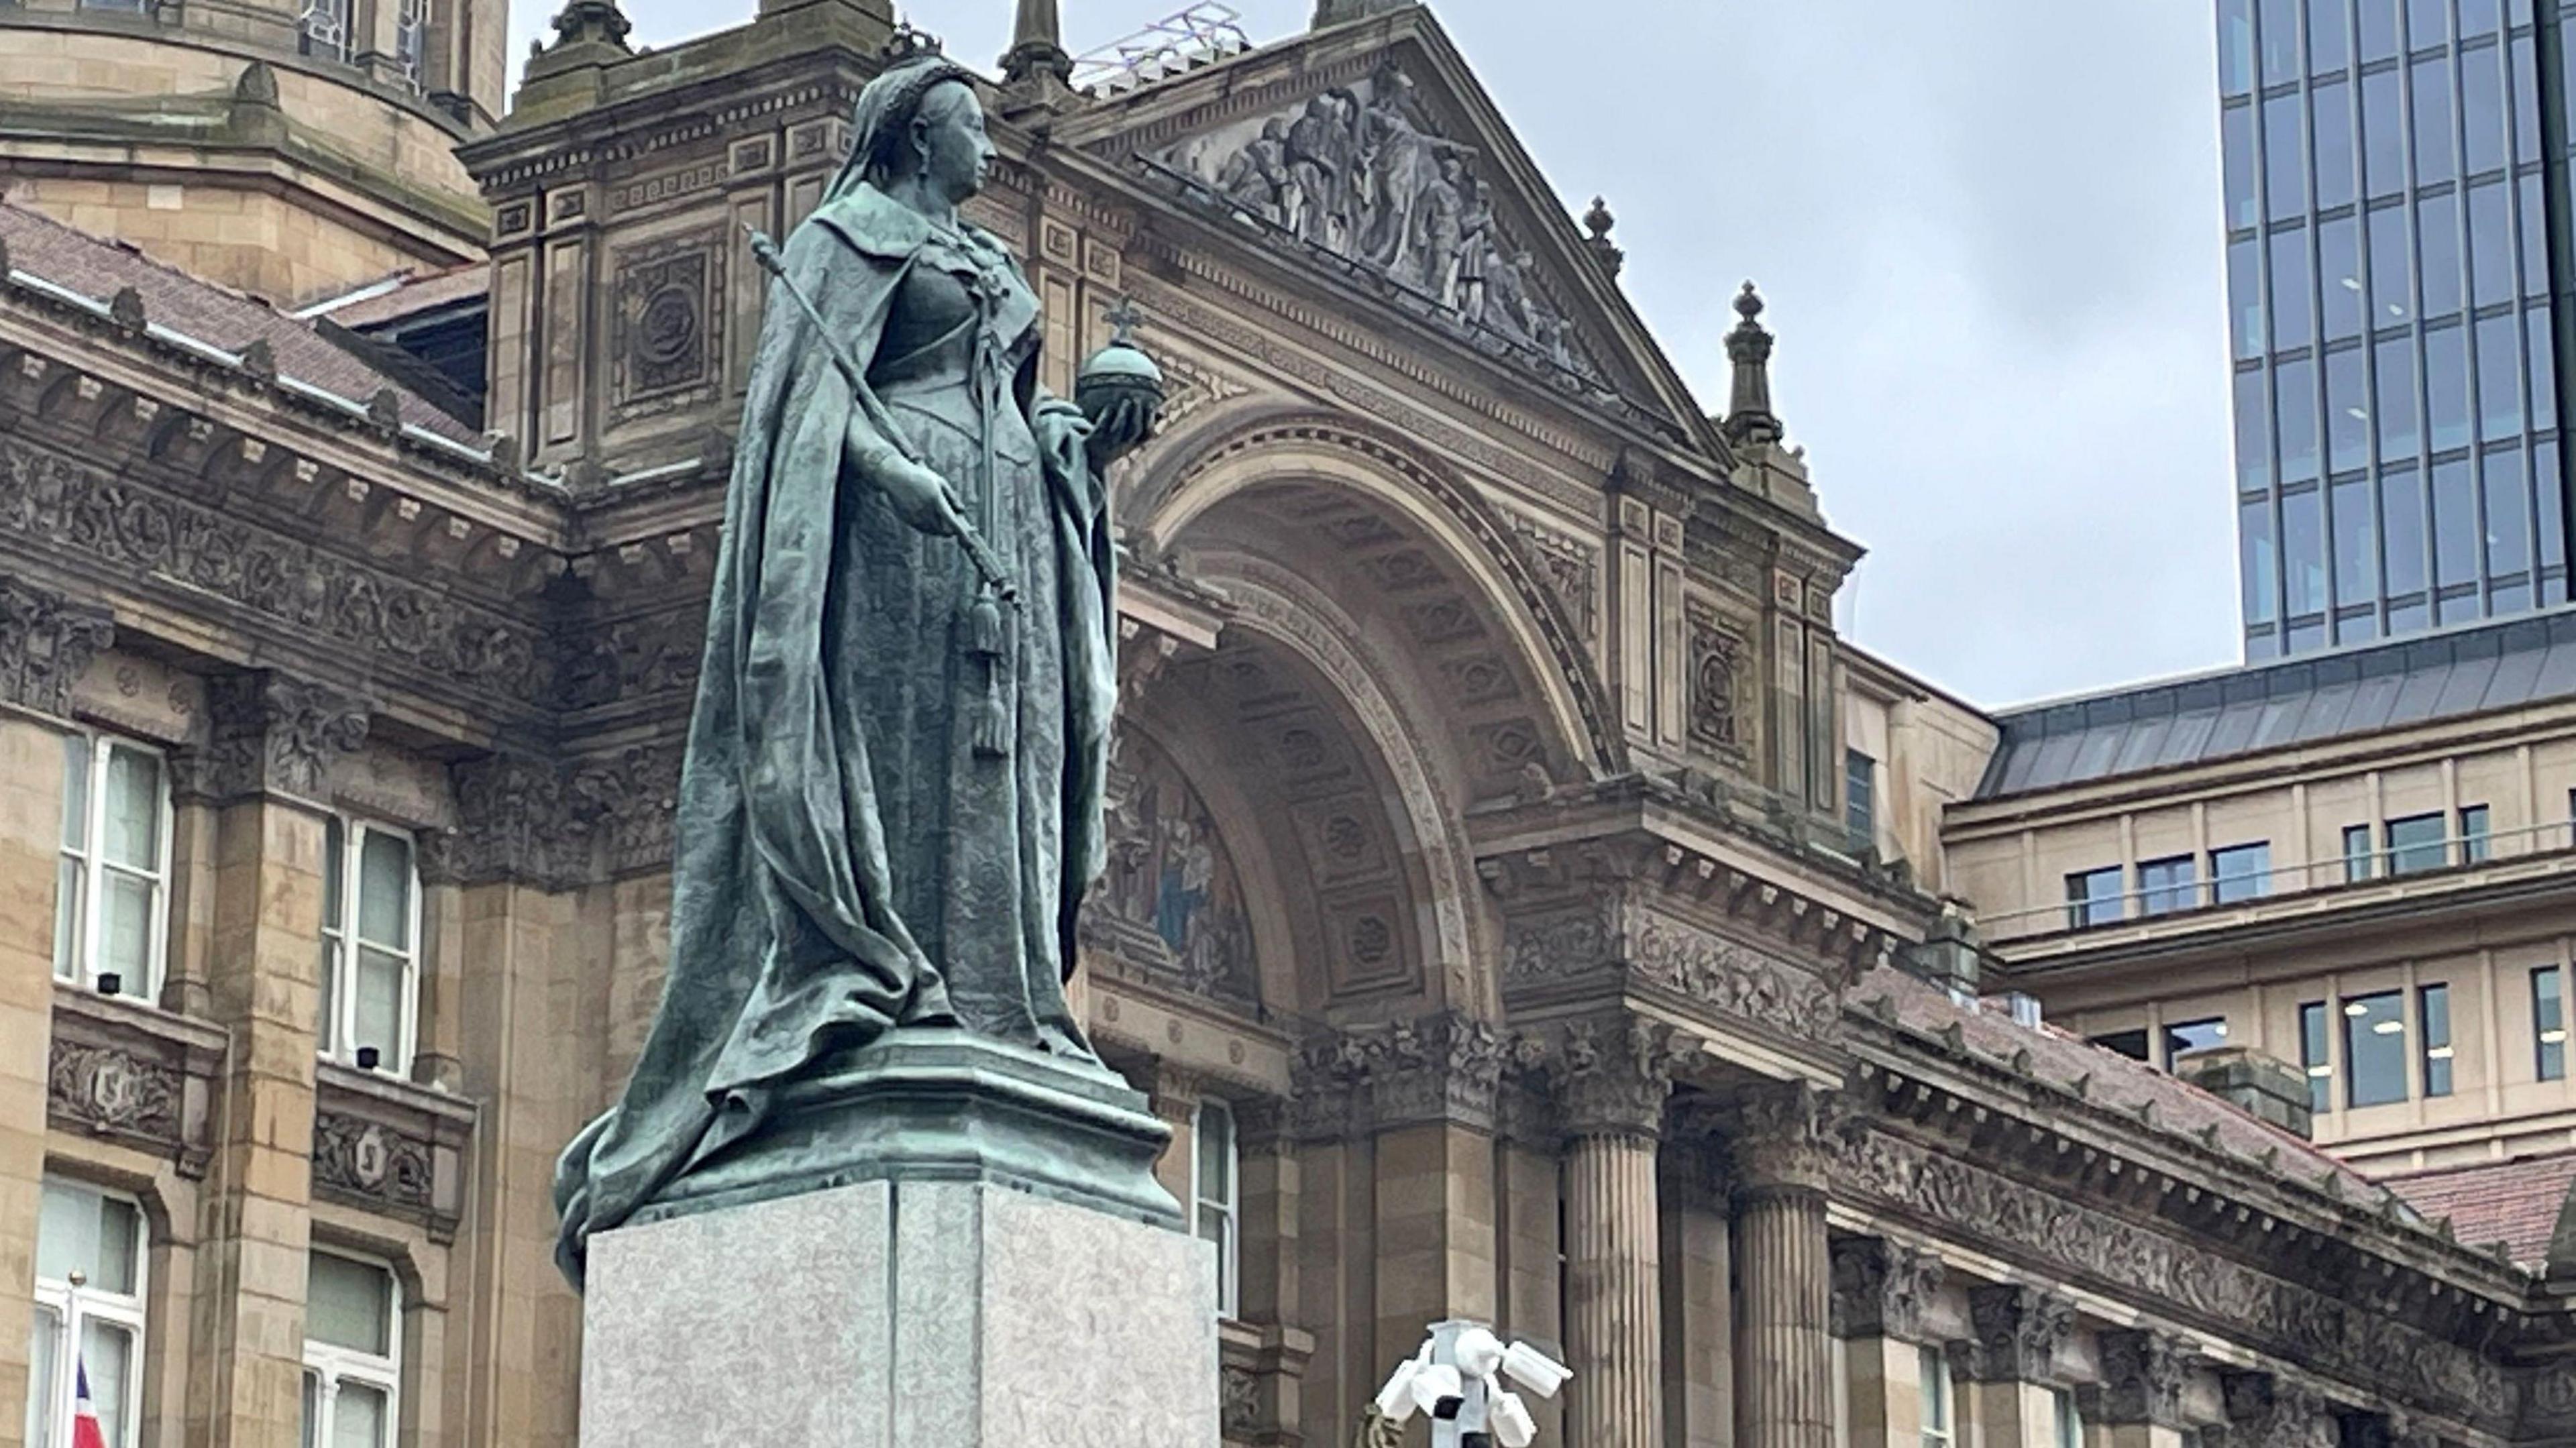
xmin=2222 ymin=0 xmax=2573 ymax=658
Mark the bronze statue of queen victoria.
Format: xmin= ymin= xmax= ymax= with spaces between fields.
xmin=553 ymin=53 xmax=1165 ymax=1283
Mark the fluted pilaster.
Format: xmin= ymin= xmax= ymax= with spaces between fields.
xmin=1568 ymin=1131 xmax=1662 ymax=1448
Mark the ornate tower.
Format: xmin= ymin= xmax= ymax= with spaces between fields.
xmin=0 ymin=0 xmax=509 ymax=304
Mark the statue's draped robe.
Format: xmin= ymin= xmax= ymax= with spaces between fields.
xmin=552 ymin=185 xmax=1118 ymax=1280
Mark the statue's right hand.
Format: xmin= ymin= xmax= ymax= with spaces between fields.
xmin=875 ymin=454 xmax=968 ymax=539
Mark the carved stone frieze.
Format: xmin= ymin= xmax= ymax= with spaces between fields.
xmin=1290 ymin=1011 xmax=1521 ymax=1134
xmin=1685 ymin=598 xmax=1747 ymax=757
xmin=1629 ymin=913 xmax=1843 ymax=1043
xmin=420 ymin=753 xmax=586 ymax=891
xmin=2212 ymin=1374 xmax=2340 ymax=1448
xmin=177 ymin=670 xmax=371 ymax=805
xmin=1725 ymin=1079 xmax=1855 ymax=1195
xmin=1829 ymin=1235 xmax=1944 ymax=1343
xmin=1154 ymin=60 xmax=1605 ymax=388
xmin=1831 ymin=1127 xmax=2508 ymax=1425
xmin=45 ymin=989 xmax=226 ymax=1177
xmin=0 ymin=573 xmax=112 ymax=720
xmin=2088 ymin=1329 xmax=2198 ymax=1429
xmin=0 ymin=440 xmax=547 ymax=709
xmin=312 ymin=1061 xmax=476 ymax=1242
xmin=1957 ymin=1283 xmax=2077 ymax=1384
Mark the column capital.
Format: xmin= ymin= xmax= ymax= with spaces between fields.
xmin=1724 ymin=1080 xmax=1853 ymax=1196
xmin=1829 ymin=1235 xmax=1944 ymax=1342
xmin=1287 ymin=1011 xmax=1522 ymax=1135
xmin=1955 ymin=1283 xmax=2077 ymax=1384
xmin=418 ymin=753 xmax=587 ymax=890
xmin=1557 ymin=1015 xmax=1696 ymax=1138
xmin=2085 ymin=1329 xmax=2199 ymax=1429
xmin=0 ymin=574 xmax=113 ymax=722
xmin=174 ymin=669 xmax=370 ymax=807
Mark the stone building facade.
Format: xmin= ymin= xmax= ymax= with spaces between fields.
xmin=0 ymin=1 xmax=2570 ymax=1447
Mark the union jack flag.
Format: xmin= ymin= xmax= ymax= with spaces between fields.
xmin=70 ymin=1357 xmax=107 ymax=1448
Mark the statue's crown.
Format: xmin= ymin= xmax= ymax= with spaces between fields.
xmin=879 ymin=23 xmax=943 ymax=64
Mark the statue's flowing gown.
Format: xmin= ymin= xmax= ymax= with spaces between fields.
xmin=551 ymin=182 xmax=1118 ymax=1280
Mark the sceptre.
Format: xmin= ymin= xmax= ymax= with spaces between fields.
xmin=742 ymin=224 xmax=1019 ymax=610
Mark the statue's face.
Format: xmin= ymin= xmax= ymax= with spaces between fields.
xmin=914 ymin=81 xmax=996 ymax=203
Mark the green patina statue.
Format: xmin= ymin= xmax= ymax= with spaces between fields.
xmin=552 ymin=52 xmax=1164 ymax=1285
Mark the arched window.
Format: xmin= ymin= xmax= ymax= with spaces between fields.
xmin=303 ymin=1250 xmax=402 ymax=1447
xmin=26 ymin=1179 xmax=149 ymax=1448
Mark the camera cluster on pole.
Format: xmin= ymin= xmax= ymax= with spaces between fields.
xmin=1372 ymin=1319 xmax=1570 ymax=1447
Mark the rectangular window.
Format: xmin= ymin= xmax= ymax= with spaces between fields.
xmin=2383 ymin=464 xmax=2427 ymax=594
xmin=27 ymin=1180 xmax=146 ymax=1448
xmin=2361 ymin=0 xmax=2402 ymax=62
xmin=2463 ymin=46 xmax=2508 ymax=174
xmin=2224 ymin=105 xmax=2260 ymax=233
xmin=1193 ymin=1100 xmax=1239 ymax=1320
xmin=2267 ymin=92 xmax=2310 ymax=222
xmin=2420 ymin=983 xmax=2455 ymax=1097
xmin=2343 ymin=822 xmax=2377 ymax=881
xmin=2536 ymin=966 xmax=2567 ymax=1080
xmin=2478 ymin=312 xmax=2525 ymax=442
xmin=2345 ymin=990 xmax=2410 ymax=1107
xmin=2053 ymin=1386 xmax=2085 ymax=1448
xmin=302 ymin=1251 xmax=400 ymax=1448
xmin=54 ymin=734 xmax=167 ymax=1003
xmin=2320 ymin=217 xmax=2364 ymax=341
xmin=2163 ymin=1016 xmax=2231 ymax=1066
xmin=2221 ymin=0 xmax=2256 ymax=96
xmin=2243 ymin=494 xmax=2279 ymax=624
xmin=2434 ymin=457 xmax=2478 ymax=585
xmin=1844 ymin=749 xmax=1876 ymax=847
xmin=2414 ymin=56 xmax=2457 ymax=186
xmin=1919 ymin=1345 xmax=1953 ymax=1448
xmin=2231 ymin=237 xmax=2266 ymax=358
xmin=2282 ymin=361 xmax=2322 ymax=486
xmin=2421 ymin=190 xmax=2465 ymax=319
xmin=2365 ymin=70 xmax=2408 ymax=199
xmin=2459 ymin=803 xmax=2491 ymax=864
xmin=2312 ymin=0 xmax=2352 ymax=73
xmin=2089 ymin=1029 xmax=2151 ymax=1062
xmin=2516 ymin=36 xmax=2541 ymax=163
xmin=2210 ymin=841 xmax=2273 ymax=903
xmin=2137 ymin=855 xmax=2198 ymax=916
xmin=2408 ymin=0 xmax=2449 ymax=47
xmin=2375 ymin=335 xmax=2419 ymax=458
xmin=2316 ymin=79 xmax=2358 ymax=211
xmin=2327 ymin=348 xmax=2369 ymax=474
xmin=2387 ymin=811 xmax=2449 ymax=873
xmin=297 ymin=0 xmax=347 ymax=58
xmin=393 ymin=0 xmax=425 ymax=91
xmin=2300 ymin=1000 xmax=2332 ymax=1111
xmin=2238 ymin=370 xmax=2276 ymax=494
xmin=2261 ymin=0 xmax=2302 ymax=85
xmin=2469 ymin=180 xmax=2514 ymax=309
xmin=2284 ymin=485 xmax=2326 ymax=611
xmin=2485 ymin=449 xmax=2530 ymax=577
xmin=319 ymin=820 xmax=419 ymax=1075
xmin=2273 ymin=232 xmax=2316 ymax=353
xmin=2332 ymin=477 xmax=2377 ymax=603
xmin=2064 ymin=867 xmax=2124 ymax=930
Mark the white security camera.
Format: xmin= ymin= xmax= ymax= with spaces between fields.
xmin=1491 ymin=1390 xmax=1540 ymax=1448
xmin=1375 ymin=1346 xmax=1430 ymax=1424
xmin=1500 ymin=1341 xmax=1572 ymax=1400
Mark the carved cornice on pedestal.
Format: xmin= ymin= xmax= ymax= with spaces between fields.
xmin=2086 ymin=1329 xmax=2198 ymax=1429
xmin=1555 ymin=1015 xmax=1695 ymax=1138
xmin=1829 ymin=1235 xmax=1945 ymax=1343
xmin=175 ymin=670 xmax=371 ymax=806
xmin=1957 ymin=1284 xmax=2078 ymax=1384
xmin=1725 ymin=1079 xmax=1854 ymax=1196
xmin=0 ymin=575 xmax=113 ymax=722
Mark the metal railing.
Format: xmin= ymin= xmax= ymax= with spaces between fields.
xmin=1069 ymin=3 xmax=1252 ymax=94
xmin=1977 ymin=817 xmax=2576 ymax=941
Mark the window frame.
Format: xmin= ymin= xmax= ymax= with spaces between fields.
xmin=2299 ymin=999 xmax=2332 ymax=1112
xmin=2342 ymin=822 xmax=2375 ymax=882
xmin=2536 ymin=965 xmax=2567 ymax=1081
xmin=2051 ymin=1384 xmax=2086 ymax=1448
xmin=2063 ymin=867 xmax=2124 ymax=930
xmin=301 ymin=1247 xmax=402 ymax=1448
xmin=1843 ymin=748 xmax=1877 ymax=850
xmin=2457 ymin=803 xmax=2491 ymax=865
xmin=2384 ymin=811 xmax=2449 ymax=875
xmin=1191 ymin=1099 xmax=1239 ymax=1321
xmin=1918 ymin=1344 xmax=1953 ymax=1448
xmin=28 ymin=1178 xmax=149 ymax=1448
xmin=2162 ymin=1016 xmax=2231 ymax=1068
xmin=54 ymin=732 xmax=172 ymax=1004
xmin=2135 ymin=854 xmax=2199 ymax=916
xmin=2208 ymin=840 xmax=2273 ymax=903
xmin=2419 ymin=982 xmax=2455 ymax=1097
xmin=2343 ymin=989 xmax=2410 ymax=1107
xmin=319 ymin=818 xmax=421 ymax=1076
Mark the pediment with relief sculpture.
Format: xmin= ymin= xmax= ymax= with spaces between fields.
xmin=1061 ymin=9 xmax=1719 ymax=457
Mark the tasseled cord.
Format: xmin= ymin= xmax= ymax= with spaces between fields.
xmin=969 ymin=585 xmax=1010 ymax=758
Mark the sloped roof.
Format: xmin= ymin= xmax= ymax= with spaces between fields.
xmin=2383 ymin=1150 xmax=2576 ymax=1270
xmin=1976 ymin=606 xmax=2576 ymax=799
xmin=1859 ymin=966 xmax=2392 ymax=1205
xmin=0 ymin=201 xmax=479 ymax=445
xmin=302 ymin=264 xmax=489 ymax=331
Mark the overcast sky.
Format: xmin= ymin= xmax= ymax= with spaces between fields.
xmin=514 ymin=1 xmax=2239 ymax=711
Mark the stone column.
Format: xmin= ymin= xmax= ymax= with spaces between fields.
xmin=1363 ymin=1013 xmax=1503 ymax=1358
xmin=1558 ymin=1019 xmax=1685 ymax=1448
xmin=1660 ymin=1132 xmax=1732 ymax=1448
xmin=1230 ymin=1100 xmax=1315 ymax=1443
xmin=1952 ymin=1284 xmax=2078 ymax=1448
xmin=2082 ymin=1331 xmax=2197 ymax=1448
xmin=177 ymin=671 xmax=370 ymax=1448
xmin=1832 ymin=1237 xmax=1946 ymax=1448
xmin=1728 ymin=1081 xmax=1844 ymax=1448
xmin=0 ymin=579 xmax=111 ymax=1442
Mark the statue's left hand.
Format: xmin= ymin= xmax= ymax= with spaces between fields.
xmin=1083 ymin=395 xmax=1158 ymax=469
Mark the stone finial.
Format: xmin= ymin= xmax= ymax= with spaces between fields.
xmin=1311 ymin=0 xmax=1409 ymax=26
xmin=547 ymin=0 xmax=632 ymax=50
xmin=1723 ymin=280 xmax=1782 ymax=446
xmin=0 ymin=575 xmax=114 ymax=721
xmin=1000 ymin=0 xmax=1074 ymax=93
xmin=236 ymin=338 xmax=276 ymax=385
xmin=366 ymin=386 xmax=404 ymax=436
xmin=108 ymin=286 xmax=147 ymax=334
xmin=232 ymin=60 xmax=280 ymax=109
xmin=1582 ymin=197 xmax=1625 ymax=279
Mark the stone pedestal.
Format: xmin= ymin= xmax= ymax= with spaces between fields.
xmin=581 ymin=1177 xmax=1222 ymax=1447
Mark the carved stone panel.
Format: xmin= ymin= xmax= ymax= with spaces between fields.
xmin=1958 ymin=1284 xmax=2077 ymax=1384
xmin=1830 ymin=1235 xmax=1944 ymax=1343
xmin=0 ymin=573 xmax=112 ymax=720
xmin=1686 ymin=598 xmax=1749 ymax=759
xmin=611 ymin=230 xmax=727 ymax=419
xmin=46 ymin=990 xmax=226 ymax=1177
xmin=311 ymin=1062 xmax=476 ymax=1243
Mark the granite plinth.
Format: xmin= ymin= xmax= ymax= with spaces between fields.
xmin=630 ymin=1029 xmax=1182 ymax=1233
xmin=580 ymin=1178 xmax=1222 ymax=1447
